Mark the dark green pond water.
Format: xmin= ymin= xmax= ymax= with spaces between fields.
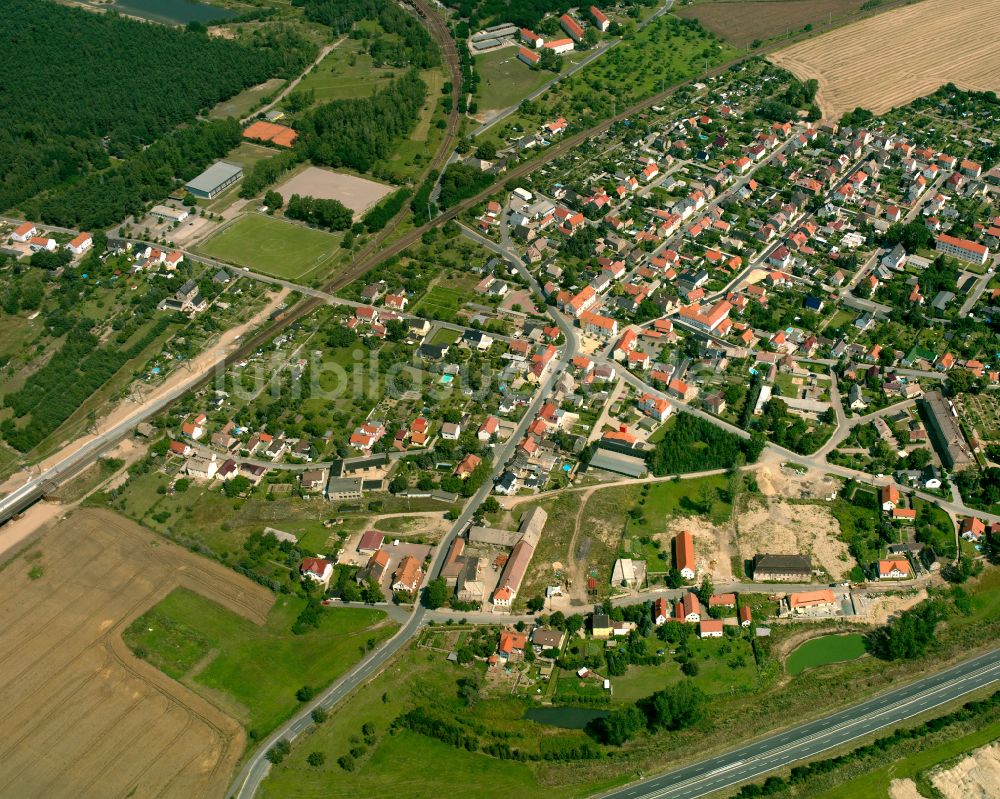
xmin=523 ymin=706 xmax=609 ymax=729
xmin=82 ymin=0 xmax=235 ymax=25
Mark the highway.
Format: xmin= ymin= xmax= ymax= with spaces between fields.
xmin=597 ymin=649 xmax=1000 ymax=799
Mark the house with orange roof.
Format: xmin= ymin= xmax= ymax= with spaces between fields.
xmin=67 ymin=232 xmax=93 ymax=256
xmin=392 ymin=555 xmax=423 ymax=593
xmin=653 ymin=597 xmax=670 ymax=626
xmin=674 ymin=530 xmax=695 ymax=579
xmin=10 ymin=222 xmax=37 ymax=242
xmin=454 ymin=453 xmax=482 ymax=479
xmin=589 ymin=5 xmax=609 ymax=30
xmin=560 ymin=12 xmax=585 ymax=42
xmin=880 ymin=484 xmax=900 ymax=511
xmin=699 ymin=619 xmax=724 ymax=638
xmin=960 ymin=517 xmax=986 ymax=541
xmin=878 ymin=559 xmax=911 ymax=580
xmin=668 ymin=378 xmax=697 ymax=402
xmin=478 ymin=416 xmax=499 ymax=441
xmin=518 ymin=46 xmax=540 ymax=66
xmin=675 ymin=592 xmax=701 ymax=622
xmin=519 ymin=27 xmax=543 ymax=47
xmin=788 ymin=589 xmax=837 ymax=614
xmin=639 ymin=393 xmax=671 ymax=422
xmin=498 ymin=630 xmax=528 ymax=659
xmin=580 ymin=311 xmax=618 ymax=338
xmin=544 ymin=37 xmax=574 ymax=54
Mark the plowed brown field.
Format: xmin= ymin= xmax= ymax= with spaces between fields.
xmin=770 ymin=0 xmax=1000 ymax=119
xmin=0 ymin=508 xmax=273 ymax=799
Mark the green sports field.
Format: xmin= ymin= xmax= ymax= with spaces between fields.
xmin=196 ymin=214 xmax=341 ymax=282
xmin=786 ymin=633 xmax=867 ymax=675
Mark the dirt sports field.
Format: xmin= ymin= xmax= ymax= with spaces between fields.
xmin=770 ymin=0 xmax=1000 ymax=119
xmin=675 ymin=0 xmax=869 ymax=49
xmin=0 ymin=508 xmax=273 ymax=799
xmin=275 ymin=166 xmax=393 ymax=218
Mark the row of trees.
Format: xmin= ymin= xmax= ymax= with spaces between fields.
xmin=285 ymin=194 xmax=354 ymax=231
xmin=1 ymin=0 xmax=313 ymax=213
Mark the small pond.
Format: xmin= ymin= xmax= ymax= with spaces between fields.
xmin=78 ymin=0 xmax=235 ymax=25
xmin=786 ymin=633 xmax=867 ymax=676
xmin=523 ymin=706 xmax=609 ymax=729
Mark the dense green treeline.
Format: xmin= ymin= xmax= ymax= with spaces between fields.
xmin=24 ymin=119 xmax=242 ymax=229
xmin=0 ymin=0 xmax=314 ymax=214
xmin=301 ymin=70 xmax=428 ymax=173
xmin=294 ymin=0 xmax=440 ymax=68
xmin=437 ymin=163 xmax=494 ymax=208
xmin=648 ymin=414 xmax=764 ymax=475
xmin=285 ymin=194 xmax=354 ymax=231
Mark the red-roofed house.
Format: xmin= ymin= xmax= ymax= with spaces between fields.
xmin=518 ymin=46 xmax=541 ymax=66
xmin=878 ymin=559 xmax=911 ymax=580
xmin=936 ymin=233 xmax=989 ymax=265
xmin=519 ymin=28 xmax=543 ymax=47
xmin=10 ymin=222 xmax=37 ymax=242
xmin=674 ymin=530 xmax=695 ymax=579
xmin=589 ymin=5 xmax=609 ymax=31
xmin=301 ymin=557 xmax=334 ymax=589
xmin=699 ymin=619 xmax=724 ymax=638
xmin=560 ymin=12 xmax=585 ymax=42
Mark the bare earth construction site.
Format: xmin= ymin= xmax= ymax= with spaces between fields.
xmin=770 ymin=0 xmax=1000 ymax=119
xmin=0 ymin=509 xmax=273 ymax=799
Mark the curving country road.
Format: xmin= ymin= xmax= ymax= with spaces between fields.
xmin=596 ymin=649 xmax=1000 ymax=799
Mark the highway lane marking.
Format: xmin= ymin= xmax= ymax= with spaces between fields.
xmin=631 ymin=659 xmax=1000 ymax=799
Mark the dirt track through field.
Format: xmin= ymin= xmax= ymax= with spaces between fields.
xmin=0 ymin=508 xmax=273 ymax=799
xmin=770 ymin=0 xmax=1000 ymax=119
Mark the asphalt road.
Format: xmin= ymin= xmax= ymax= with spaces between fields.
xmin=596 ymin=649 xmax=1000 ymax=799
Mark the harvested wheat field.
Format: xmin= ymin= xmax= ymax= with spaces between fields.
xmin=0 ymin=507 xmax=273 ymax=799
xmin=770 ymin=0 xmax=1000 ymax=120
xmin=676 ymin=0 xmax=868 ymax=49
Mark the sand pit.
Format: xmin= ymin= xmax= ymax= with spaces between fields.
xmin=275 ymin=166 xmax=394 ymax=218
xmin=931 ymin=742 xmax=1000 ymax=799
xmin=738 ymin=497 xmax=851 ymax=580
xmin=770 ymin=0 xmax=1000 ymax=120
xmin=0 ymin=508 xmax=273 ymax=799
xmin=889 ymin=779 xmax=925 ymax=799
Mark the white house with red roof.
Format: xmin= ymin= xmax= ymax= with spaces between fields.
xmin=518 ymin=46 xmax=541 ymax=67
xmin=545 ymin=117 xmax=568 ymax=136
xmin=639 ymin=393 xmax=671 ymax=422
xmin=478 ymin=415 xmax=500 ymax=441
xmin=560 ymin=12 xmax=585 ymax=42
xmin=544 ymin=37 xmax=574 ymax=54
xmin=67 ymin=232 xmax=93 ymax=256
xmin=589 ymin=5 xmax=609 ymax=31
xmin=301 ymin=557 xmax=334 ymax=589
xmin=519 ymin=27 xmax=543 ymax=47
xmin=936 ymin=233 xmax=989 ymax=266
xmin=10 ymin=222 xmax=37 ymax=243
